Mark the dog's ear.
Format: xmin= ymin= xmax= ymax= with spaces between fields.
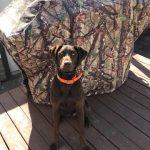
xmin=74 ymin=46 xmax=88 ymax=66
xmin=49 ymin=45 xmax=62 ymax=65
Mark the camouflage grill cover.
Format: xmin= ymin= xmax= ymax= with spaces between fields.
xmin=0 ymin=0 xmax=149 ymax=104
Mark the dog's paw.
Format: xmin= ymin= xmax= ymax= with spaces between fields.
xmin=50 ymin=143 xmax=58 ymax=150
xmin=84 ymin=116 xmax=91 ymax=128
xmin=82 ymin=145 xmax=90 ymax=150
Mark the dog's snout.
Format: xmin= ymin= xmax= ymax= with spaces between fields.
xmin=64 ymin=61 xmax=72 ymax=66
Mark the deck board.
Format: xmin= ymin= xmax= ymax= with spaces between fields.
xmin=87 ymin=111 xmax=141 ymax=150
xmin=125 ymin=79 xmax=150 ymax=98
xmin=119 ymin=85 xmax=150 ymax=111
xmin=88 ymin=96 xmax=150 ymax=150
xmin=0 ymin=53 xmax=149 ymax=150
xmin=0 ymin=92 xmax=49 ymax=150
xmin=132 ymin=53 xmax=150 ymax=65
xmin=0 ymin=102 xmax=29 ymax=150
xmin=0 ymin=133 xmax=8 ymax=150
xmin=96 ymin=95 xmax=150 ymax=138
xmin=129 ymin=54 xmax=150 ymax=87
xmin=110 ymin=89 xmax=150 ymax=122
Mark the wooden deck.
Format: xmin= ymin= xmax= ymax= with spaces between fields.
xmin=0 ymin=53 xmax=149 ymax=150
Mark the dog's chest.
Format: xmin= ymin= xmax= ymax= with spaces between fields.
xmin=51 ymin=78 xmax=84 ymax=116
xmin=59 ymin=85 xmax=79 ymax=104
xmin=60 ymin=100 xmax=77 ymax=117
xmin=59 ymin=85 xmax=81 ymax=116
xmin=60 ymin=85 xmax=73 ymax=96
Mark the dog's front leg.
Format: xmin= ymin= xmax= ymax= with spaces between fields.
xmin=84 ymin=100 xmax=91 ymax=128
xmin=51 ymin=103 xmax=60 ymax=150
xmin=76 ymin=105 xmax=90 ymax=150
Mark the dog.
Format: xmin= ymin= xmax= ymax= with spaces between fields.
xmin=50 ymin=45 xmax=90 ymax=150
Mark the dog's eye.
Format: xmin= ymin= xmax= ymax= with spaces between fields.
xmin=58 ymin=52 xmax=64 ymax=57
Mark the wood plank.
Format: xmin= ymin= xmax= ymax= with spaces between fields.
xmin=129 ymin=61 xmax=150 ymax=87
xmin=20 ymin=86 xmax=118 ymax=150
xmin=119 ymin=85 xmax=150 ymax=110
xmin=0 ymin=103 xmax=29 ymax=150
xmin=129 ymin=53 xmax=150 ymax=87
xmin=0 ymin=92 xmax=49 ymax=150
xmin=96 ymin=95 xmax=150 ymax=138
xmin=9 ymin=87 xmax=72 ymax=150
xmin=69 ymin=110 xmax=140 ymax=150
xmin=87 ymin=96 xmax=150 ymax=150
xmin=129 ymin=71 xmax=149 ymax=87
xmin=68 ymin=117 xmax=119 ymax=150
xmin=0 ymin=133 xmax=8 ymax=150
xmin=132 ymin=53 xmax=150 ymax=65
xmin=110 ymin=89 xmax=150 ymax=122
xmin=130 ymin=63 xmax=149 ymax=80
xmin=89 ymin=111 xmax=141 ymax=150
xmin=125 ymin=79 xmax=150 ymax=98
xmin=132 ymin=57 xmax=150 ymax=71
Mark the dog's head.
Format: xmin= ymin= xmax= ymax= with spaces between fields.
xmin=50 ymin=45 xmax=87 ymax=72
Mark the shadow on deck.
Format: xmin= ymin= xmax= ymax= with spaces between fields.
xmin=0 ymin=53 xmax=150 ymax=150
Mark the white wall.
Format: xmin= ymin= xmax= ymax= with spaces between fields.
xmin=0 ymin=0 xmax=20 ymax=75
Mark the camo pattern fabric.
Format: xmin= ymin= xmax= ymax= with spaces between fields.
xmin=0 ymin=0 xmax=149 ymax=104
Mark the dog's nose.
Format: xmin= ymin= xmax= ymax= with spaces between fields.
xmin=64 ymin=61 xmax=72 ymax=66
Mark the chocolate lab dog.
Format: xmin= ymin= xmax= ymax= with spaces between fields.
xmin=50 ymin=45 xmax=90 ymax=150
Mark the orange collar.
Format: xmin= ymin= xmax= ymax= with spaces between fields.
xmin=57 ymin=73 xmax=83 ymax=85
